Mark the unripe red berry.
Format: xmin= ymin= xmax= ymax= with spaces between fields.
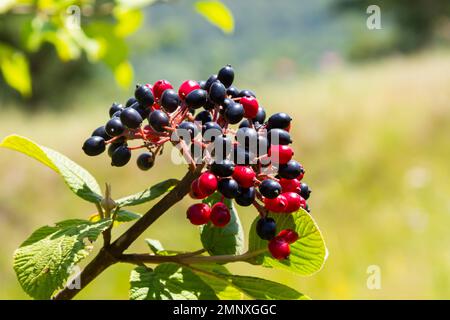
xmin=277 ymin=229 xmax=299 ymax=244
xmin=232 ymin=166 xmax=256 ymax=188
xmin=240 ymin=96 xmax=259 ymax=119
xmin=282 ymin=192 xmax=302 ymax=213
xmin=197 ymin=172 xmax=218 ymax=196
xmin=268 ymin=145 xmax=294 ymax=164
xmin=153 ymin=80 xmax=173 ymax=101
xmin=179 ymin=80 xmax=201 ymax=100
xmin=264 ymin=194 xmax=288 ymax=212
xmin=279 ymin=178 xmax=300 ymax=193
xmin=268 ymin=238 xmax=290 ymax=260
xmin=186 ymin=203 xmax=211 ymax=225
xmin=210 ymin=202 xmax=231 ymax=227
xmin=190 ymin=179 xmax=208 ymax=199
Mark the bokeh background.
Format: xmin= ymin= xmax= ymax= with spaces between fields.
xmin=1 ymin=0 xmax=450 ymax=299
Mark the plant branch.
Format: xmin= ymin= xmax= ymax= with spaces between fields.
xmin=53 ymin=165 xmax=204 ymax=300
xmin=118 ymin=249 xmax=267 ymax=265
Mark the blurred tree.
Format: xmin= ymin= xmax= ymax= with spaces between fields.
xmin=0 ymin=0 xmax=233 ymax=108
xmin=334 ymin=0 xmax=450 ymax=58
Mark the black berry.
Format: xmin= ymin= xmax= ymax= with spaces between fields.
xmin=108 ymin=141 xmax=126 ymax=157
xmin=82 ymin=136 xmax=105 ymax=156
xmin=217 ymin=64 xmax=234 ymax=88
xmin=160 ymin=89 xmax=180 ymax=113
xmin=218 ymin=178 xmax=239 ymax=198
xmin=105 ymin=118 xmax=125 ymax=137
xmin=268 ymin=129 xmax=292 ymax=145
xmin=178 ymin=121 xmax=198 ymax=140
xmin=267 ymin=112 xmax=292 ymax=130
xmin=195 ymin=110 xmax=213 ymax=124
xmin=210 ymin=159 xmax=235 ymax=177
xmin=111 ymin=145 xmax=131 ymax=167
xmin=109 ymin=103 xmax=123 ymax=118
xmin=299 ymin=183 xmax=311 ymax=200
xmin=126 ymin=97 xmax=138 ymax=108
xmin=91 ymin=126 xmax=109 ymax=140
xmin=202 ymin=122 xmax=222 ymax=142
xmin=226 ymin=86 xmax=239 ymax=98
xmin=132 ymin=103 xmax=151 ymax=119
xmin=148 ymin=110 xmax=170 ymax=132
xmin=278 ymin=160 xmax=302 ymax=179
xmin=186 ymin=89 xmax=208 ymax=109
xmin=204 ymin=74 xmax=218 ymax=91
xmin=235 ymin=187 xmax=256 ymax=206
xmin=120 ymin=107 xmax=143 ymax=129
xmin=253 ymin=107 xmax=266 ymax=124
xmin=259 ymin=179 xmax=282 ymax=199
xmin=134 ymin=84 xmax=154 ymax=107
xmin=209 ymin=81 xmax=227 ymax=104
xmin=256 ymin=217 xmax=277 ymax=240
xmin=137 ymin=152 xmax=155 ymax=170
xmin=224 ymin=102 xmax=244 ymax=124
xmin=238 ymin=89 xmax=256 ymax=98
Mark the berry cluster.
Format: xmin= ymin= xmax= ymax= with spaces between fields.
xmin=82 ymin=65 xmax=312 ymax=260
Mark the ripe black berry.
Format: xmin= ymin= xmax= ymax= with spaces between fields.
xmin=212 ymin=135 xmax=232 ymax=161
xmin=226 ymin=86 xmax=239 ymax=98
xmin=82 ymin=136 xmax=105 ymax=156
xmin=186 ymin=89 xmax=208 ymax=109
xmin=253 ymin=107 xmax=266 ymax=124
xmin=238 ymin=89 xmax=256 ymax=98
xmin=178 ymin=121 xmax=198 ymax=140
xmin=278 ymin=160 xmax=302 ymax=179
xmin=132 ymin=103 xmax=151 ymax=119
xmin=256 ymin=217 xmax=277 ymax=240
xmin=126 ymin=97 xmax=138 ymax=108
xmin=137 ymin=152 xmax=155 ymax=170
xmin=108 ymin=141 xmax=126 ymax=157
xmin=204 ymin=74 xmax=218 ymax=91
xmin=120 ymin=107 xmax=143 ymax=129
xmin=160 ymin=89 xmax=180 ymax=113
xmin=194 ymin=110 xmax=213 ymax=124
xmin=236 ymin=127 xmax=258 ymax=150
xmin=199 ymin=80 xmax=206 ymax=89
xmin=209 ymin=81 xmax=227 ymax=104
xmin=267 ymin=112 xmax=292 ymax=130
xmin=91 ymin=126 xmax=109 ymax=140
xmin=105 ymin=118 xmax=125 ymax=137
xmin=224 ymin=102 xmax=244 ymax=124
xmin=134 ymin=84 xmax=155 ymax=107
xmin=148 ymin=110 xmax=170 ymax=132
xmin=259 ymin=179 xmax=282 ymax=199
xmin=239 ymin=120 xmax=250 ymax=128
xmin=202 ymin=122 xmax=222 ymax=142
xmin=268 ymin=129 xmax=292 ymax=145
xmin=299 ymin=182 xmax=311 ymax=200
xmin=235 ymin=187 xmax=256 ymax=206
xmin=218 ymin=178 xmax=239 ymax=198
xmin=111 ymin=145 xmax=131 ymax=167
xmin=210 ymin=159 xmax=235 ymax=177
xmin=109 ymin=103 xmax=123 ymax=118
xmin=217 ymin=64 xmax=234 ymax=88
xmin=221 ymin=98 xmax=234 ymax=114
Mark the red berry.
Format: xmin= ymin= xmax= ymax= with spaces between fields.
xmin=153 ymin=80 xmax=173 ymax=101
xmin=186 ymin=203 xmax=211 ymax=225
xmin=277 ymin=229 xmax=299 ymax=244
xmin=268 ymin=238 xmax=290 ymax=260
xmin=210 ymin=202 xmax=231 ymax=227
xmin=279 ymin=178 xmax=300 ymax=193
xmin=190 ymin=179 xmax=208 ymax=199
xmin=268 ymin=145 xmax=294 ymax=164
xmin=232 ymin=166 xmax=256 ymax=188
xmin=282 ymin=192 xmax=303 ymax=213
xmin=197 ymin=172 xmax=218 ymax=196
xmin=264 ymin=194 xmax=288 ymax=212
xmin=179 ymin=80 xmax=201 ymax=100
xmin=240 ymin=96 xmax=259 ymax=119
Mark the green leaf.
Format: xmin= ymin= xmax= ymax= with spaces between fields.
xmin=89 ymin=209 xmax=141 ymax=225
xmin=116 ymin=179 xmax=178 ymax=207
xmin=194 ymin=0 xmax=234 ymax=34
xmin=14 ymin=219 xmax=111 ymax=299
xmin=190 ymin=264 xmax=309 ymax=300
xmin=113 ymin=7 xmax=144 ymax=38
xmin=145 ymin=239 xmax=165 ymax=254
xmin=0 ymin=45 xmax=32 ymax=97
xmin=129 ymin=263 xmax=218 ymax=300
xmin=116 ymin=0 xmax=157 ymax=10
xmin=201 ymin=193 xmax=244 ymax=256
xmin=114 ymin=60 xmax=133 ymax=89
xmin=0 ymin=135 xmax=102 ymax=203
xmin=248 ymin=209 xmax=327 ymax=276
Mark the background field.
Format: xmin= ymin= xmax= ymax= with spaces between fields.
xmin=1 ymin=0 xmax=449 ymax=299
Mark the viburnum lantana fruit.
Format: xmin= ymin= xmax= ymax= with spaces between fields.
xmin=82 ymin=65 xmax=312 ymax=260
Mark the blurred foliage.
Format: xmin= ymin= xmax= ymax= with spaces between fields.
xmin=0 ymin=0 xmax=233 ymax=106
xmin=334 ymin=0 xmax=450 ymax=59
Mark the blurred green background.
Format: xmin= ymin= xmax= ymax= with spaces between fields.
xmin=1 ymin=0 xmax=450 ymax=299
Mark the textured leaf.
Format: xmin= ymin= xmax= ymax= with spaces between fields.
xmin=0 ymin=135 xmax=102 ymax=203
xmin=14 ymin=219 xmax=111 ymax=299
xmin=0 ymin=46 xmax=31 ymax=97
xmin=194 ymin=1 xmax=234 ymax=34
xmin=248 ymin=209 xmax=327 ymax=276
xmin=129 ymin=263 xmax=218 ymax=300
xmin=89 ymin=209 xmax=141 ymax=225
xmin=191 ymin=264 xmax=309 ymax=300
xmin=116 ymin=179 xmax=178 ymax=207
xmin=201 ymin=193 xmax=244 ymax=255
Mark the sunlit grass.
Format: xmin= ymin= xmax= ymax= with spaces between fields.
xmin=1 ymin=50 xmax=450 ymax=299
